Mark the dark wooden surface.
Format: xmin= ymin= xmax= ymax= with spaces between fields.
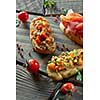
xmin=16 ymin=0 xmax=44 ymax=14
xmin=16 ymin=0 xmax=83 ymax=15
xmin=16 ymin=64 xmax=56 ymax=100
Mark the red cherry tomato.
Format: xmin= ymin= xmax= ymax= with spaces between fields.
xmin=17 ymin=11 xmax=29 ymax=23
xmin=61 ymin=83 xmax=75 ymax=94
xmin=27 ymin=59 xmax=40 ymax=74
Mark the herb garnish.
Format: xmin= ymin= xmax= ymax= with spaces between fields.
xmin=43 ymin=0 xmax=56 ymax=8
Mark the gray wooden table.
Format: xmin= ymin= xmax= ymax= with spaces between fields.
xmin=16 ymin=0 xmax=83 ymax=15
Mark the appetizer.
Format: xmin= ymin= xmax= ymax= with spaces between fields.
xmin=60 ymin=9 xmax=83 ymax=46
xmin=30 ymin=16 xmax=56 ymax=54
xmin=47 ymin=49 xmax=83 ymax=81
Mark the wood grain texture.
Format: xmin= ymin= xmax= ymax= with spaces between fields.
xmin=16 ymin=0 xmax=83 ymax=15
xmin=16 ymin=65 xmax=56 ymax=100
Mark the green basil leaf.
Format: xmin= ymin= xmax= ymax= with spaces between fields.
xmin=76 ymin=71 xmax=82 ymax=81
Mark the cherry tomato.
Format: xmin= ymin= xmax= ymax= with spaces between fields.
xmin=27 ymin=59 xmax=40 ymax=74
xmin=17 ymin=11 xmax=29 ymax=23
xmin=61 ymin=83 xmax=75 ymax=94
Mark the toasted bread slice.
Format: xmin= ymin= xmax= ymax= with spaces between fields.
xmin=60 ymin=9 xmax=83 ymax=46
xmin=30 ymin=16 xmax=56 ymax=54
xmin=47 ymin=49 xmax=83 ymax=81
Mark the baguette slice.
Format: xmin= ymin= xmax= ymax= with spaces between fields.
xmin=60 ymin=9 xmax=83 ymax=46
xmin=30 ymin=16 xmax=56 ymax=54
xmin=47 ymin=49 xmax=83 ymax=81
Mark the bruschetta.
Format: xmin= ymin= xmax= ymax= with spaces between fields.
xmin=30 ymin=16 xmax=56 ymax=54
xmin=47 ymin=49 xmax=83 ymax=81
xmin=60 ymin=9 xmax=83 ymax=46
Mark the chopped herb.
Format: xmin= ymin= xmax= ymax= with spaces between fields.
xmin=76 ymin=72 xmax=82 ymax=81
xmin=73 ymin=49 xmax=79 ymax=56
xmin=43 ymin=0 xmax=56 ymax=8
xmin=48 ymin=60 xmax=51 ymax=64
xmin=66 ymin=51 xmax=70 ymax=55
xmin=76 ymin=69 xmax=82 ymax=81
xmin=69 ymin=57 xmax=73 ymax=61
xmin=64 ymin=62 xmax=70 ymax=67
xmin=63 ymin=9 xmax=67 ymax=15
xmin=16 ymin=19 xmax=20 ymax=27
xmin=74 ymin=59 xmax=78 ymax=63
xmin=61 ymin=52 xmax=65 ymax=55
xmin=56 ymin=58 xmax=61 ymax=63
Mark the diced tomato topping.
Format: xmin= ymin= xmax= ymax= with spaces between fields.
xmin=55 ymin=66 xmax=59 ymax=70
xmin=47 ymin=28 xmax=52 ymax=33
xmin=40 ymin=32 xmax=47 ymax=40
xmin=43 ymin=21 xmax=48 ymax=27
xmin=58 ymin=66 xmax=65 ymax=71
xmin=36 ymin=36 xmax=41 ymax=44
xmin=48 ymin=63 xmax=56 ymax=71
xmin=37 ymin=25 xmax=43 ymax=31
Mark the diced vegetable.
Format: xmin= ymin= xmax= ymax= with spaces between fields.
xmin=43 ymin=21 xmax=48 ymax=27
xmin=40 ymin=32 xmax=47 ymax=40
xmin=70 ymin=52 xmax=74 ymax=58
xmin=36 ymin=36 xmax=41 ymax=44
xmin=74 ymin=59 xmax=78 ymax=63
xmin=56 ymin=58 xmax=61 ymax=63
xmin=48 ymin=63 xmax=56 ymax=71
xmin=73 ymin=49 xmax=79 ymax=56
xmin=64 ymin=62 xmax=70 ymax=67
xmin=78 ymin=58 xmax=83 ymax=65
